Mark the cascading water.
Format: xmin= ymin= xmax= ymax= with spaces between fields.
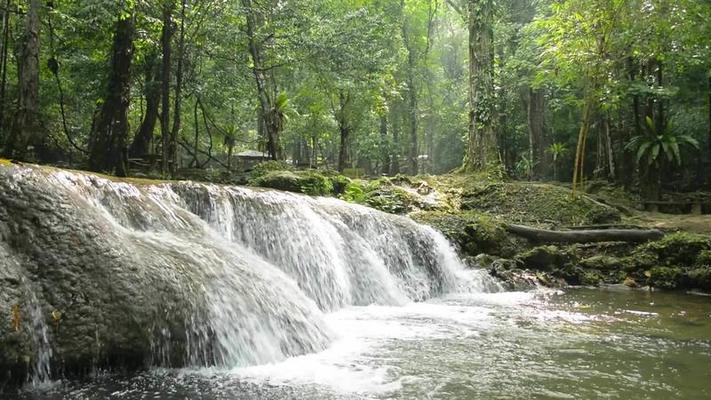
xmin=0 ymin=165 xmax=499 ymax=384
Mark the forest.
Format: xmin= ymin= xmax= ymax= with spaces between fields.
xmin=3 ymin=1 xmax=711 ymax=397
xmin=0 ymin=0 xmax=709 ymax=199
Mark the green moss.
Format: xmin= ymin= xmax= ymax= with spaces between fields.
xmin=637 ymin=232 xmax=711 ymax=266
xmin=459 ymin=182 xmax=620 ymax=226
xmin=579 ymin=270 xmax=604 ymax=286
xmin=515 ymin=245 xmax=576 ymax=271
xmin=696 ymin=250 xmax=711 ymax=267
xmin=364 ymin=187 xmax=417 ymax=214
xmin=411 ymin=210 xmax=511 ymax=257
xmin=578 ymin=255 xmax=622 ymax=271
xmin=647 ymin=266 xmax=684 ymax=290
xmin=687 ymin=267 xmax=711 ymax=291
xmin=250 ymin=170 xmax=334 ymax=196
xmin=249 ymin=161 xmax=294 ymax=179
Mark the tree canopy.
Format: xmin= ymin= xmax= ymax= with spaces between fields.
xmin=0 ymin=0 xmax=709 ymax=196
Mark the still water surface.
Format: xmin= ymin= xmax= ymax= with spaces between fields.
xmin=14 ymin=287 xmax=711 ymax=400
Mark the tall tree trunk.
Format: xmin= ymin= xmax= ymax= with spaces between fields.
xmin=160 ymin=3 xmax=173 ymax=176
xmin=191 ymin=97 xmax=199 ymax=167
xmin=4 ymin=0 xmax=41 ymax=161
xmin=242 ymin=0 xmax=278 ymax=160
xmin=603 ymin=112 xmax=616 ymax=180
xmin=572 ymin=97 xmax=594 ymax=196
xmin=88 ymin=14 xmax=135 ymax=176
xmin=0 ymin=0 xmax=11 ymax=142
xmin=129 ymin=54 xmax=160 ymax=157
xmin=170 ymin=0 xmax=186 ymax=173
xmin=337 ymin=91 xmax=350 ymax=172
xmin=708 ymin=76 xmax=711 ymax=156
xmin=626 ymin=58 xmax=642 ymax=188
xmin=400 ymin=0 xmax=418 ymax=175
xmin=390 ymin=106 xmax=400 ymax=174
xmin=527 ymin=88 xmax=545 ymax=179
xmin=379 ymin=113 xmax=389 ymax=175
xmin=463 ymin=0 xmax=497 ymax=172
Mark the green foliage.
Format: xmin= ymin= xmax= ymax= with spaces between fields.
xmin=460 ymin=182 xmax=620 ymax=226
xmin=625 ymin=117 xmax=700 ymax=168
xmin=341 ymin=181 xmax=367 ymax=203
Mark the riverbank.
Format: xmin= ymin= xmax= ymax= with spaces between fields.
xmin=239 ymin=162 xmax=711 ymax=293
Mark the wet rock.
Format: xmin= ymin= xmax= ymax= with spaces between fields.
xmin=647 ymin=266 xmax=684 ymax=290
xmin=515 ymin=245 xmax=576 ymax=271
xmin=412 ymin=211 xmax=516 ymax=257
xmin=687 ymin=267 xmax=711 ymax=291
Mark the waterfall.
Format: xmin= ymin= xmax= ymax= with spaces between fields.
xmin=0 ymin=165 xmax=499 ymax=382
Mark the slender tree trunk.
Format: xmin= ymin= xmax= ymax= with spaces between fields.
xmin=604 ymin=113 xmax=615 ymax=180
xmin=527 ymin=88 xmax=545 ymax=179
xmin=242 ymin=0 xmax=278 ymax=160
xmin=463 ymin=0 xmax=497 ymax=172
xmin=88 ymin=15 xmax=135 ymax=176
xmin=400 ymin=0 xmax=418 ymax=175
xmin=5 ymin=0 xmax=41 ymax=161
xmin=655 ymin=61 xmax=664 ymax=133
xmin=160 ymin=3 xmax=173 ymax=176
xmin=170 ymin=0 xmax=186 ymax=173
xmin=572 ymin=97 xmax=593 ymax=196
xmin=337 ymin=91 xmax=350 ymax=172
xmin=390 ymin=106 xmax=400 ymax=174
xmin=129 ymin=55 xmax=160 ymax=158
xmin=0 ymin=0 xmax=11 ymax=141
xmin=191 ymin=97 xmax=199 ymax=167
xmin=380 ymin=113 xmax=389 ymax=175
xmin=707 ymin=76 xmax=710 ymax=156
xmin=627 ymin=58 xmax=642 ymax=188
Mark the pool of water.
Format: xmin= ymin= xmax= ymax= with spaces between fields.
xmin=11 ymin=287 xmax=711 ymax=400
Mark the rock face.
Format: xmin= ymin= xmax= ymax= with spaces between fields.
xmin=0 ymin=164 xmax=492 ymax=388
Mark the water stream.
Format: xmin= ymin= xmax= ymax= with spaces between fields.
xmin=1 ymin=166 xmax=710 ymax=399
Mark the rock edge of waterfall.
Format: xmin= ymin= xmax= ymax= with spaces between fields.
xmin=1 ymin=163 xmax=498 ymax=388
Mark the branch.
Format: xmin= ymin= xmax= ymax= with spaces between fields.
xmin=505 ymin=224 xmax=665 ymax=244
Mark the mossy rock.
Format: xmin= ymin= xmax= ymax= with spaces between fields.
xmin=364 ymin=186 xmax=416 ymax=214
xmin=696 ymin=250 xmax=711 ymax=267
xmin=687 ymin=267 xmax=711 ymax=291
xmin=412 ymin=211 xmax=512 ymax=257
xmin=579 ymin=269 xmax=604 ymax=286
xmin=249 ymin=161 xmax=294 ymax=179
xmin=647 ymin=266 xmax=684 ymax=290
xmin=460 ymin=182 xmax=620 ymax=226
xmin=250 ymin=170 xmax=334 ymax=196
xmin=637 ymin=232 xmax=711 ymax=266
xmin=515 ymin=245 xmax=576 ymax=271
xmin=578 ymin=255 xmax=626 ymax=271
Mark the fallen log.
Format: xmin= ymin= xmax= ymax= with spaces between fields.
xmin=505 ymin=224 xmax=664 ymax=244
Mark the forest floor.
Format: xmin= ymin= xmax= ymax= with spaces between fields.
xmin=630 ymin=213 xmax=711 ymax=235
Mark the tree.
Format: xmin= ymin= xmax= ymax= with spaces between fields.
xmin=463 ymin=0 xmax=498 ymax=172
xmin=4 ymin=0 xmax=41 ymax=161
xmin=87 ymin=9 xmax=135 ymax=176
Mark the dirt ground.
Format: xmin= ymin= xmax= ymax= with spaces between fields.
xmin=629 ymin=212 xmax=711 ymax=234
